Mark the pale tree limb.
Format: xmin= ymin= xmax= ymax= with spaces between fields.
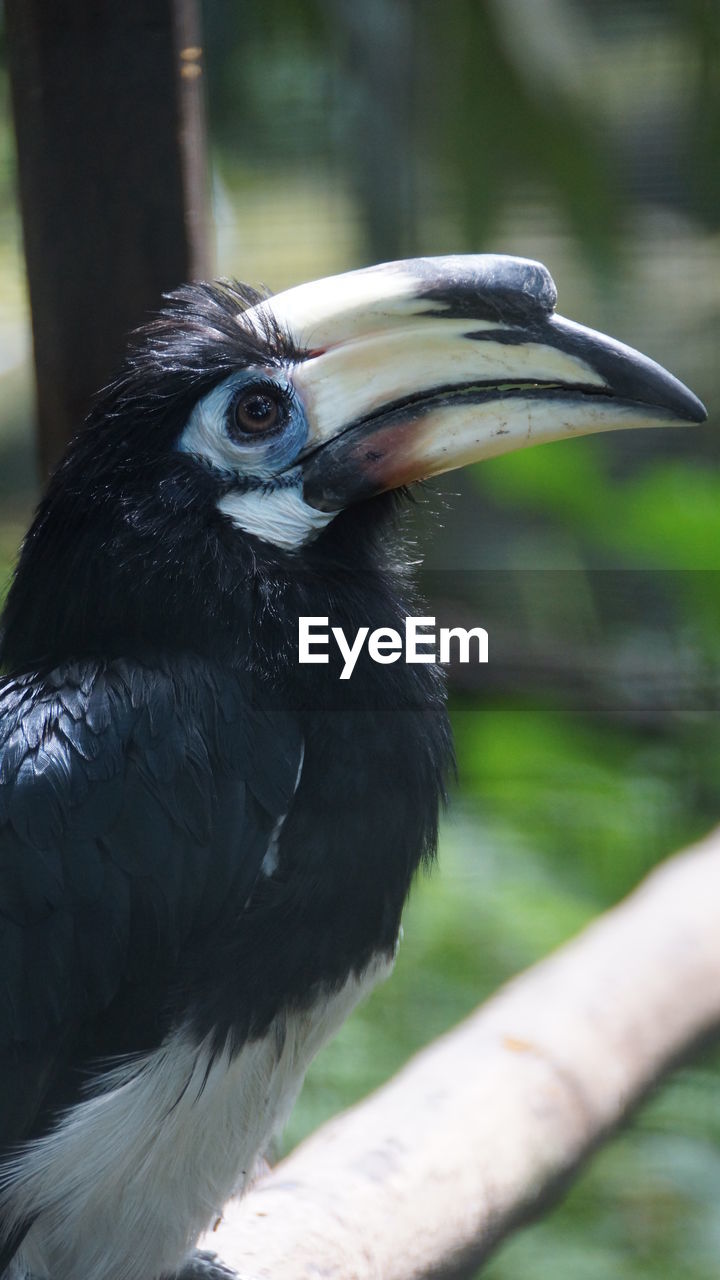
xmin=201 ymin=826 xmax=720 ymax=1279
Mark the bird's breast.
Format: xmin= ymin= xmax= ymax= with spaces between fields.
xmin=3 ymin=954 xmax=391 ymax=1280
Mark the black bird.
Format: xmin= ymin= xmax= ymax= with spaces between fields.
xmin=0 ymin=256 xmax=706 ymax=1280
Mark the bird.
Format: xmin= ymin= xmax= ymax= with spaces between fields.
xmin=0 ymin=254 xmax=706 ymax=1280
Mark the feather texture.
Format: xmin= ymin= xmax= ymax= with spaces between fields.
xmin=0 ymin=655 xmax=303 ymax=1159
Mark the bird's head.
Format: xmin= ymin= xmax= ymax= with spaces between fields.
xmin=0 ymin=255 xmax=706 ymax=672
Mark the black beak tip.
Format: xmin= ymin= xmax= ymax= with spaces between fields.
xmin=686 ymin=392 xmax=709 ymax=425
xmin=665 ymin=382 xmax=708 ymax=424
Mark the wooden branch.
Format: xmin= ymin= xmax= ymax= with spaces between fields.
xmin=201 ymin=825 xmax=720 ymax=1279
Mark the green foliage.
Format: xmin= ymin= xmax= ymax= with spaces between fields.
xmin=479 ymin=442 xmax=720 ymax=571
xmin=678 ymin=0 xmax=720 ymax=231
xmin=203 ymin=0 xmax=720 ymax=268
xmin=423 ymin=0 xmax=619 ymax=272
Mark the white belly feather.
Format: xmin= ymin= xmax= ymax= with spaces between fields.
xmin=0 ymin=955 xmax=391 ymax=1280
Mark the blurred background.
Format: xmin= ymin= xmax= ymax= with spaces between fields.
xmin=2 ymin=1 xmax=720 ymax=1275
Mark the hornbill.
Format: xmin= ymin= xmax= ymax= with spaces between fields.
xmin=0 ymin=256 xmax=706 ymax=1280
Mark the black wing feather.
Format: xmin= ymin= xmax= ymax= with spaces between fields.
xmin=0 ymin=656 xmax=302 ymax=1150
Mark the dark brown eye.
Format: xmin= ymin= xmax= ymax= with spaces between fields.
xmin=232 ymin=384 xmax=285 ymax=436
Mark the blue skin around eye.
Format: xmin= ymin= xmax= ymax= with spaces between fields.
xmin=180 ymin=367 xmax=309 ymax=481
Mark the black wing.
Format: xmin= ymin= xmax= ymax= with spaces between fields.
xmin=0 ymin=655 xmax=302 ymax=1149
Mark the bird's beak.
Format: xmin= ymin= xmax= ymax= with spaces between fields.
xmin=244 ymin=256 xmax=707 ymax=512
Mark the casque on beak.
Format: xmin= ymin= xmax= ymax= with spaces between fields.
xmin=243 ymin=255 xmax=707 ymax=512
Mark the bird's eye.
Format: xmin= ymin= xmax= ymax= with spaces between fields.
xmin=230 ymin=383 xmax=286 ymax=438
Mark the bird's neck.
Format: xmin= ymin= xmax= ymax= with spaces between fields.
xmin=1 ymin=487 xmax=422 ymax=695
